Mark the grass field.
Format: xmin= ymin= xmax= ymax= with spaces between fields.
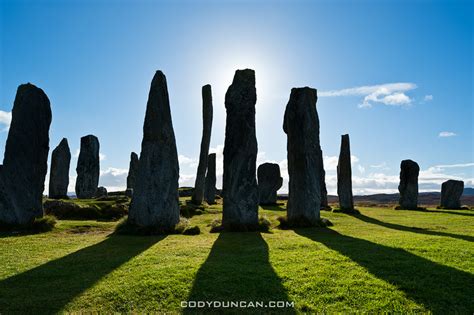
xmin=0 ymin=198 xmax=473 ymax=314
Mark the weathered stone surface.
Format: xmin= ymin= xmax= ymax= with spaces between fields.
xmin=283 ymin=87 xmax=321 ymax=225
xmin=126 ymin=152 xmax=139 ymax=190
xmin=204 ymin=153 xmax=217 ymax=204
xmin=95 ymin=186 xmax=108 ymax=198
xmin=222 ymin=69 xmax=259 ymax=228
xmin=191 ymin=84 xmax=213 ymax=205
xmin=125 ymin=188 xmax=134 ymax=198
xmin=257 ymin=163 xmax=283 ymax=205
xmin=440 ymin=179 xmax=463 ymax=209
xmin=49 ymin=138 xmax=71 ymax=199
xmin=128 ymin=71 xmax=180 ymax=229
xmin=75 ymin=135 xmax=100 ymax=199
xmin=398 ymin=159 xmax=420 ymax=209
xmin=319 ymin=148 xmax=329 ymax=210
xmin=337 ymin=134 xmax=354 ymax=210
xmin=0 ymin=83 xmax=52 ymax=224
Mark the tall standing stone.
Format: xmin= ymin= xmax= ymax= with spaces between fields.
xmin=398 ymin=159 xmax=420 ymax=209
xmin=257 ymin=163 xmax=283 ymax=205
xmin=75 ymin=135 xmax=100 ymax=199
xmin=204 ymin=153 xmax=217 ymax=204
xmin=128 ymin=71 xmax=180 ymax=229
xmin=319 ymin=148 xmax=329 ymax=210
xmin=440 ymin=179 xmax=463 ymax=209
xmin=283 ymin=87 xmax=321 ymax=225
xmin=222 ymin=69 xmax=259 ymax=229
xmin=191 ymin=85 xmax=213 ymax=205
xmin=126 ymin=152 xmax=139 ymax=190
xmin=337 ymin=134 xmax=354 ymax=210
xmin=0 ymin=83 xmax=52 ymax=225
xmin=49 ymin=138 xmax=71 ymax=199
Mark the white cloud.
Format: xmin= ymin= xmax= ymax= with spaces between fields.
xmin=357 ymin=165 xmax=366 ymax=174
xmin=0 ymin=110 xmax=12 ymax=132
xmin=439 ymin=131 xmax=456 ymax=137
xmin=98 ymin=167 xmax=128 ymax=191
xmin=424 ymin=95 xmax=433 ymax=101
xmin=99 ymin=153 xmax=106 ymax=161
xmin=319 ymin=82 xmax=417 ymax=108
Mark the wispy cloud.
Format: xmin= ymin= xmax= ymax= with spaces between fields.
xmin=424 ymin=95 xmax=433 ymax=101
xmin=99 ymin=153 xmax=106 ymax=161
xmin=0 ymin=110 xmax=12 ymax=132
xmin=439 ymin=131 xmax=456 ymax=137
xmin=319 ymin=83 xmax=417 ymax=108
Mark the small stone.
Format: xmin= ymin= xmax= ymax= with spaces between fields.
xmin=337 ymin=134 xmax=354 ymax=210
xmin=257 ymin=163 xmax=283 ymax=205
xmin=95 ymin=186 xmax=108 ymax=198
xmin=75 ymin=135 xmax=100 ymax=199
xmin=440 ymin=180 xmax=463 ymax=209
xmin=398 ymin=159 xmax=420 ymax=209
xmin=49 ymin=138 xmax=71 ymax=199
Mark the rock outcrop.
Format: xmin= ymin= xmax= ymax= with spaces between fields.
xmin=75 ymin=135 xmax=100 ymax=199
xmin=204 ymin=153 xmax=217 ymax=204
xmin=337 ymin=134 xmax=354 ymax=210
xmin=398 ymin=159 xmax=420 ymax=209
xmin=222 ymin=69 xmax=259 ymax=229
xmin=0 ymin=83 xmax=52 ymax=224
xmin=440 ymin=180 xmax=463 ymax=209
xmin=257 ymin=163 xmax=283 ymax=205
xmin=283 ymin=87 xmax=321 ymax=225
xmin=49 ymin=138 xmax=71 ymax=199
xmin=191 ymin=84 xmax=213 ymax=205
xmin=126 ymin=152 xmax=139 ymax=190
xmin=128 ymin=71 xmax=180 ymax=229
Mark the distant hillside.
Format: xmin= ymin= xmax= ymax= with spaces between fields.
xmin=463 ymin=187 xmax=474 ymax=196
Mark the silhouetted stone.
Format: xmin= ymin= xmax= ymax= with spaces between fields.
xmin=0 ymin=83 xmax=52 ymax=224
xmin=258 ymin=163 xmax=283 ymax=205
xmin=128 ymin=71 xmax=180 ymax=229
xmin=319 ymin=148 xmax=330 ymax=210
xmin=204 ymin=153 xmax=217 ymax=204
xmin=191 ymin=84 xmax=213 ymax=205
xmin=126 ymin=152 xmax=139 ymax=190
xmin=337 ymin=134 xmax=354 ymax=210
xmin=95 ymin=186 xmax=108 ymax=198
xmin=440 ymin=180 xmax=463 ymax=209
xmin=49 ymin=138 xmax=71 ymax=199
xmin=398 ymin=159 xmax=420 ymax=209
xmin=75 ymin=135 xmax=100 ymax=199
xmin=125 ymin=188 xmax=133 ymax=198
xmin=222 ymin=69 xmax=259 ymax=229
xmin=283 ymin=87 xmax=321 ymax=225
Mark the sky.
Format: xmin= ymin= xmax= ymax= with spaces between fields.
xmin=1 ymin=0 xmax=473 ymax=195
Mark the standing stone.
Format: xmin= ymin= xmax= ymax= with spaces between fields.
xmin=49 ymin=138 xmax=71 ymax=199
xmin=126 ymin=152 xmax=139 ymax=190
xmin=222 ymin=69 xmax=259 ymax=229
xmin=204 ymin=153 xmax=217 ymax=204
xmin=128 ymin=70 xmax=180 ymax=229
xmin=95 ymin=186 xmax=108 ymax=198
xmin=257 ymin=163 xmax=283 ymax=205
xmin=398 ymin=159 xmax=420 ymax=209
xmin=337 ymin=134 xmax=354 ymax=210
xmin=191 ymin=85 xmax=213 ymax=205
xmin=75 ymin=135 xmax=100 ymax=199
xmin=319 ymin=148 xmax=329 ymax=210
xmin=283 ymin=87 xmax=321 ymax=225
xmin=440 ymin=180 xmax=463 ymax=209
xmin=0 ymin=83 xmax=52 ymax=225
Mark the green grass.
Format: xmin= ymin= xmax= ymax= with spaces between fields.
xmin=0 ymin=198 xmax=473 ymax=313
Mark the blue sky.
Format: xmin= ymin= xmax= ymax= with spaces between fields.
xmin=1 ymin=0 xmax=472 ymax=194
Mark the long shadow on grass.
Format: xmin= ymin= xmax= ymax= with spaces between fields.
xmin=0 ymin=234 xmax=164 ymax=313
xmin=295 ymin=228 xmax=474 ymax=313
xmin=185 ymin=232 xmax=295 ymax=314
xmin=408 ymin=208 xmax=474 ymax=217
xmin=352 ymin=213 xmax=474 ymax=242
xmin=260 ymin=203 xmax=286 ymax=211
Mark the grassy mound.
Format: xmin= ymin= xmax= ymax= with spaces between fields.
xmin=115 ymin=216 xmax=200 ymax=236
xmin=0 ymin=215 xmax=57 ymax=234
xmin=277 ymin=215 xmax=333 ymax=229
xmin=44 ymin=197 xmax=128 ymax=221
